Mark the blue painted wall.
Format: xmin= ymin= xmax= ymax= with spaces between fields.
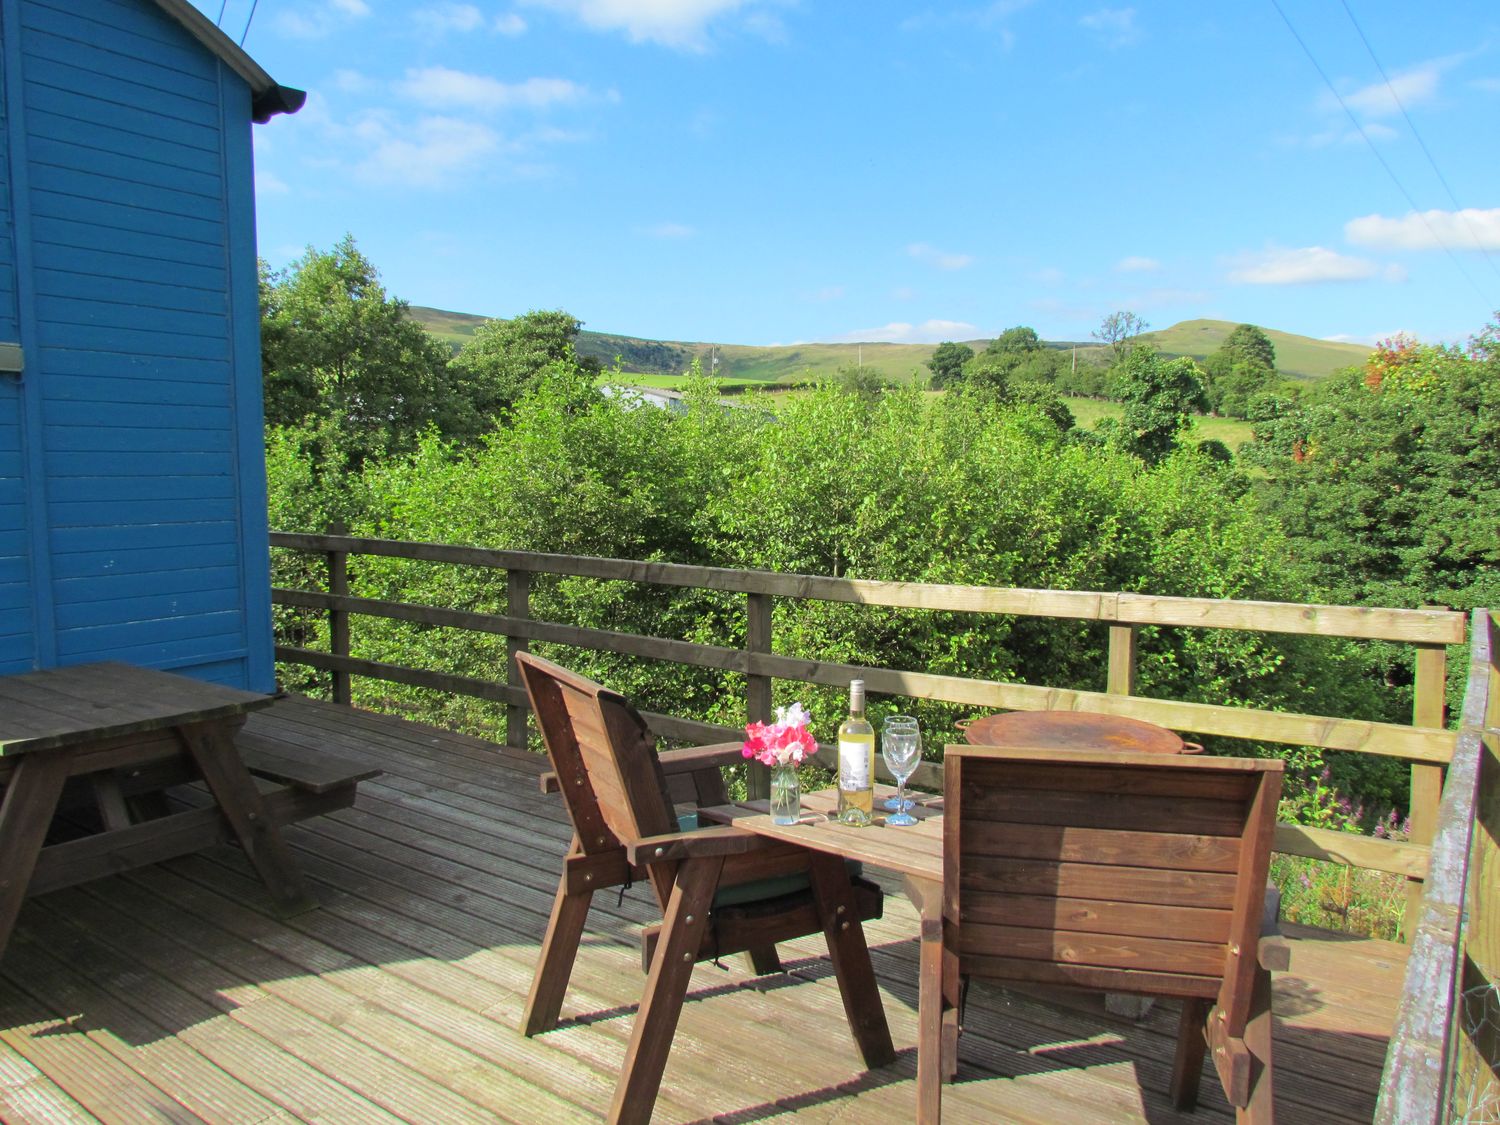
xmin=0 ymin=0 xmax=276 ymax=690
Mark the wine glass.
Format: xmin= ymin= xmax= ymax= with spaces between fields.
xmin=881 ymin=717 xmax=921 ymax=827
xmin=882 ymin=716 xmax=918 ymax=811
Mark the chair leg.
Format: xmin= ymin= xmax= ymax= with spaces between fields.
xmin=1171 ymin=997 xmax=1211 ymax=1110
xmin=522 ymin=842 xmax=594 ymax=1036
xmin=610 ymin=856 xmax=722 ymax=1125
xmin=808 ymin=854 xmax=896 ymax=1070
xmin=745 ymin=945 xmax=782 ymax=974
xmin=1237 ymin=969 xmax=1275 ymax=1124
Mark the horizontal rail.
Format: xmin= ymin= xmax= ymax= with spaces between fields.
xmin=270 ymin=533 xmax=1466 ymax=644
xmin=273 ymin=586 xmax=1458 ymax=764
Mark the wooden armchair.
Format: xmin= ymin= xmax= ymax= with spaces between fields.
xmin=515 ymin=652 xmax=895 ymax=1124
xmin=934 ymin=746 xmax=1286 ymax=1123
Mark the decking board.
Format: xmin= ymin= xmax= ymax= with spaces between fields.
xmin=0 ymin=695 xmax=1406 ymax=1123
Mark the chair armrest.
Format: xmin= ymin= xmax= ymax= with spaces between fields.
xmin=658 ymin=742 xmax=744 ymax=775
xmin=1257 ymin=882 xmax=1289 ymax=971
xmin=627 ymin=825 xmax=765 ymax=864
xmin=1257 ymin=934 xmax=1291 ymax=973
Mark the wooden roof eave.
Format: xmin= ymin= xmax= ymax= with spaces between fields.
xmin=149 ymin=0 xmax=306 ymax=122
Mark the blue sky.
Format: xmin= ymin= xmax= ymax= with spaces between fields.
xmin=202 ymin=1 xmax=1500 ymax=348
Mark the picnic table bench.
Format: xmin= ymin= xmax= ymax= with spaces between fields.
xmin=0 ymin=662 xmax=377 ymax=962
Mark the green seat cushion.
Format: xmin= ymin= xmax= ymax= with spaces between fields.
xmin=675 ymin=813 xmax=863 ymax=908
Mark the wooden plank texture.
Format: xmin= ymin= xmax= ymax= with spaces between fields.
xmin=0 ymin=695 xmax=1411 ymax=1124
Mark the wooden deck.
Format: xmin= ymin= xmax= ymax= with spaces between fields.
xmin=0 ymin=696 xmax=1406 ymax=1123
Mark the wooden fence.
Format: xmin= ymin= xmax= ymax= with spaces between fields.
xmin=269 ymin=532 xmax=1467 ymax=928
xmin=1375 ymin=610 xmax=1499 ymax=1123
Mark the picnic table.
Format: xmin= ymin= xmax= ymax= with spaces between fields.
xmin=0 ymin=663 xmax=365 ymax=963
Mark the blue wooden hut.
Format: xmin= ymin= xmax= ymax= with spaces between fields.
xmin=0 ymin=0 xmax=302 ymax=690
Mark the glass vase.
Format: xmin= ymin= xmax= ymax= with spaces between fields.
xmin=770 ymin=764 xmax=801 ymax=825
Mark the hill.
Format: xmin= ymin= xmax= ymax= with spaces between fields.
xmin=1137 ymin=319 xmax=1369 ymax=381
xmin=407 ymin=306 xmax=1371 ymax=385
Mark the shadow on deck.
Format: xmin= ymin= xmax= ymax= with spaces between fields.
xmin=0 ymin=696 xmax=1403 ymax=1123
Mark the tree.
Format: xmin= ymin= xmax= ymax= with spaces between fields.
xmin=1204 ymin=325 xmax=1277 ymax=418
xmin=450 ymin=309 xmax=589 ymax=424
xmin=1244 ymin=328 xmax=1500 ymax=616
xmin=926 ymin=341 xmax=974 ymax=388
xmin=259 ymin=235 xmax=456 ymax=466
xmin=986 ymin=326 xmax=1043 ymax=356
xmin=1111 ymin=344 xmax=1207 ymax=465
xmin=1092 ymin=310 xmax=1150 ymax=362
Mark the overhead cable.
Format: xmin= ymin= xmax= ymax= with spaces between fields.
xmin=1338 ymin=0 xmax=1500 ymax=284
xmin=1269 ymin=0 xmax=1496 ymax=313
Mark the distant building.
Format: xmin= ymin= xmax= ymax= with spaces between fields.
xmin=0 ymin=1 xmax=302 ymax=689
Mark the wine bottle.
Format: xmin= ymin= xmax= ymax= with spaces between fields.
xmin=837 ymin=679 xmax=875 ymax=826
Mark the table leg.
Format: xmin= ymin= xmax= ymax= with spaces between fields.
xmin=904 ymin=874 xmax=945 ymax=1125
xmin=0 ymin=753 xmax=72 ymax=960
xmin=176 ymin=720 xmax=315 ymax=915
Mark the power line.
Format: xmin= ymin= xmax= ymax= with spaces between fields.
xmin=240 ymin=0 xmax=260 ymax=46
xmin=215 ymin=1 xmax=228 ymax=26
xmin=1339 ymin=0 xmax=1500 ymax=284
xmin=1268 ymin=0 xmax=1497 ymax=313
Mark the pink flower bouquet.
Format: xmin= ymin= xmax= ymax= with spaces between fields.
xmin=742 ymin=702 xmax=818 ymax=768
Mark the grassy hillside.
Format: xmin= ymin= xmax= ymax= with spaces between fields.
xmin=408 ymin=306 xmax=1371 ymax=385
xmin=1137 ymin=319 xmax=1369 ymax=381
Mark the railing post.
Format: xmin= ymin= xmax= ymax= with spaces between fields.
xmin=1107 ymin=624 xmax=1138 ymax=696
xmin=745 ymin=592 xmax=773 ymax=800
xmin=506 ymin=569 xmax=532 ymax=750
xmin=327 ymin=523 xmax=350 ymax=706
xmin=1405 ymin=639 xmax=1448 ymax=941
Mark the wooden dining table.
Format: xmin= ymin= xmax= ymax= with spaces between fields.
xmin=701 ymin=785 xmax=950 ymax=1122
xmin=0 ymin=662 xmax=316 ymax=963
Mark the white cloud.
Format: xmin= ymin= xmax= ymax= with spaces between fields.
xmin=1115 ymin=255 xmax=1160 ymax=273
xmin=824 ymin=319 xmax=980 ymax=344
xmin=1226 ymin=246 xmax=1405 ymax=285
xmin=415 ymin=3 xmax=486 ymax=34
xmin=496 ymin=12 xmax=528 ymax=34
xmin=352 ymin=114 xmax=501 ymax=188
xmin=1032 ymin=266 xmax=1065 ymax=286
xmin=274 ymin=0 xmax=369 ymax=38
xmin=908 ymin=242 xmax=974 ymax=271
xmin=807 ymin=286 xmax=844 ymax=302
xmin=398 ymin=67 xmax=589 ymax=111
xmin=642 ymin=221 xmax=696 ymax=238
xmin=1333 ymin=62 xmax=1445 ymax=119
xmin=1346 ymin=208 xmax=1500 ymax=251
xmin=1473 ymin=77 xmax=1500 ymax=93
xmin=255 ymin=169 xmax=290 ymax=195
xmin=1079 ymin=7 xmax=1139 ymax=48
xmin=520 ymin=0 xmax=753 ymax=49
xmin=332 ymin=69 xmax=372 ymax=93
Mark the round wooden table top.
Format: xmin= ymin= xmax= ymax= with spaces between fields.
xmin=961 ymin=710 xmax=1188 ymax=754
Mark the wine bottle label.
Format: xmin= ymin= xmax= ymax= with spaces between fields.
xmin=839 ymin=739 xmax=871 ymax=790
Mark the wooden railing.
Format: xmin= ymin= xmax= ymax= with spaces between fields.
xmin=269 ymin=532 xmax=1467 ymax=911
xmin=1376 ymin=610 xmax=1500 ymax=1124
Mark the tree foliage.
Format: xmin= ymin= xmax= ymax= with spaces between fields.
xmin=1111 ymin=345 xmax=1208 ymax=465
xmin=450 ymin=309 xmax=593 ymax=426
xmin=1092 ymin=310 xmax=1150 ymax=361
xmin=1204 ymin=324 xmax=1277 ymax=418
xmin=926 ymin=341 xmax=973 ymax=388
xmin=1244 ymin=329 xmax=1500 ymax=615
xmin=259 ymin=235 xmax=456 ymax=466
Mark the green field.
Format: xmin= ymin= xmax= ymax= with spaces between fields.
xmin=409 ymin=305 xmax=1371 ymax=389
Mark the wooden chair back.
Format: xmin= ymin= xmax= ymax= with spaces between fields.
xmin=943 ymin=746 xmax=1282 ymax=1035
xmin=516 ymin=651 xmax=680 ymax=904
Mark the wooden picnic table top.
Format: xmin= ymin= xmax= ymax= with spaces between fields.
xmin=0 ymin=662 xmax=273 ymax=757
